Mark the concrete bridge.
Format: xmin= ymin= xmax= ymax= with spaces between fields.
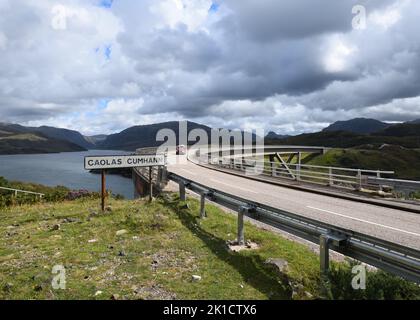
xmin=131 ymin=145 xmax=420 ymax=281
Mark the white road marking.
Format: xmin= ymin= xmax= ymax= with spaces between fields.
xmin=210 ymin=179 xmax=259 ymax=194
xmin=180 ymin=168 xmax=197 ymax=176
xmin=307 ymin=206 xmax=420 ymax=237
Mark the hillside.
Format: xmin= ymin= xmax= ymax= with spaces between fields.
xmin=265 ymin=132 xmax=290 ymax=140
xmin=304 ymin=147 xmax=420 ymax=180
xmin=0 ymin=124 xmax=86 ymax=155
xmin=322 ymin=118 xmax=390 ymax=134
xmin=1 ymin=195 xmax=418 ymax=300
xmin=99 ymin=121 xmax=212 ymax=151
xmin=268 ymin=123 xmax=420 ymax=149
xmin=28 ymin=126 xmax=95 ymax=149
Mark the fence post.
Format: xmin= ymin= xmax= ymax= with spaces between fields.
xmin=200 ymin=193 xmax=206 ymax=218
xmin=149 ymin=166 xmax=153 ymax=202
xmin=179 ymin=181 xmax=186 ymax=201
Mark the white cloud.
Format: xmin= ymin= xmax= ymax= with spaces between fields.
xmin=1 ymin=0 xmax=420 ymax=136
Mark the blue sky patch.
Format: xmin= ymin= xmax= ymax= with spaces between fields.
xmin=99 ymin=0 xmax=113 ymax=9
xmin=104 ymin=45 xmax=112 ymax=60
xmin=209 ymin=2 xmax=219 ymax=13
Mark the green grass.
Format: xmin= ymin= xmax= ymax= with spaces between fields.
xmin=304 ymin=148 xmax=420 ymax=180
xmin=0 ymin=195 xmax=419 ymax=300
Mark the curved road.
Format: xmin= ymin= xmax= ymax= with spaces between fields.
xmin=167 ymin=154 xmax=420 ymax=250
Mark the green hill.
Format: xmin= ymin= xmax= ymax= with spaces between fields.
xmin=268 ymin=123 xmax=420 ymax=149
xmin=0 ymin=124 xmax=86 ymax=155
xmin=303 ymin=146 xmax=420 ymax=180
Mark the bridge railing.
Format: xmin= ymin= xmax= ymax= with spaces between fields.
xmin=196 ymin=152 xmax=396 ymax=192
xmin=219 ymin=158 xmax=395 ymax=192
xmin=169 ymin=172 xmax=420 ymax=283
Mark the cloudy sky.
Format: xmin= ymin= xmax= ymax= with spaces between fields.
xmin=1 ymin=0 xmax=420 ymax=135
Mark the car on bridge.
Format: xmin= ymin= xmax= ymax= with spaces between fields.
xmin=176 ymin=145 xmax=186 ymax=155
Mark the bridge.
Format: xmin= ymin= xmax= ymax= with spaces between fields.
xmin=131 ymin=145 xmax=420 ymax=282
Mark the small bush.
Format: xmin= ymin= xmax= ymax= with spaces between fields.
xmin=328 ymin=260 xmax=420 ymax=300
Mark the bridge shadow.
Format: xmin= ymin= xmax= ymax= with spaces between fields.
xmin=164 ymin=196 xmax=292 ymax=300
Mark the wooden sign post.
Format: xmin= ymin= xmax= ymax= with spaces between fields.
xmin=101 ymin=170 xmax=106 ymax=211
xmin=84 ymin=154 xmax=166 ymax=211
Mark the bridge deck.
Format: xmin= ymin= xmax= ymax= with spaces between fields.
xmin=167 ymin=155 xmax=420 ymax=251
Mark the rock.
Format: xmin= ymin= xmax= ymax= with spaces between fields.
xmin=110 ymin=294 xmax=120 ymax=300
xmin=191 ymin=275 xmax=202 ymax=282
xmin=118 ymin=251 xmax=126 ymax=257
xmin=94 ymin=290 xmax=103 ymax=296
xmin=51 ymin=224 xmax=61 ymax=231
xmin=62 ymin=218 xmax=79 ymax=224
xmin=34 ymin=284 xmax=43 ymax=292
xmin=88 ymin=239 xmax=98 ymax=243
xmin=2 ymin=283 xmax=13 ymax=292
xmin=227 ymin=240 xmax=259 ymax=252
xmin=116 ymin=229 xmax=128 ymax=236
xmin=265 ymin=258 xmax=289 ymax=274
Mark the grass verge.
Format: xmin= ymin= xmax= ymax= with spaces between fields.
xmin=0 ymin=194 xmax=418 ymax=300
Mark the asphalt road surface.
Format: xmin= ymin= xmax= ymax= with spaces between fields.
xmin=167 ymin=154 xmax=420 ymax=250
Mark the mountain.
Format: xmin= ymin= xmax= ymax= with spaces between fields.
xmin=322 ymin=118 xmax=390 ymax=134
xmin=376 ymin=123 xmax=420 ymax=137
xmin=406 ymin=119 xmax=420 ymax=124
xmin=27 ymin=126 xmax=95 ymax=149
xmin=85 ymin=134 xmax=108 ymax=145
xmin=99 ymin=121 xmax=212 ymax=151
xmin=265 ymin=131 xmax=290 ymax=140
xmin=267 ymin=122 xmax=420 ymax=149
xmin=0 ymin=124 xmax=86 ymax=155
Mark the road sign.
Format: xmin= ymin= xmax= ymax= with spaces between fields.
xmin=84 ymin=154 xmax=166 ymax=170
xmin=84 ymin=154 xmax=166 ymax=211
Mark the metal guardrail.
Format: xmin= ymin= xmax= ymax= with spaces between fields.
xmin=169 ymin=172 xmax=420 ymax=283
xmin=0 ymin=186 xmax=44 ymax=198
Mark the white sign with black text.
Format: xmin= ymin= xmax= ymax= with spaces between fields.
xmin=84 ymin=154 xmax=166 ymax=170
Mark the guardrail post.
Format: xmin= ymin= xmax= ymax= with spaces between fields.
xmin=237 ymin=209 xmax=245 ymax=245
xmin=319 ymin=232 xmax=347 ymax=278
xmin=200 ymin=193 xmax=206 ymax=218
xmin=319 ymin=234 xmax=330 ymax=276
xmin=179 ymin=182 xmax=186 ymax=201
